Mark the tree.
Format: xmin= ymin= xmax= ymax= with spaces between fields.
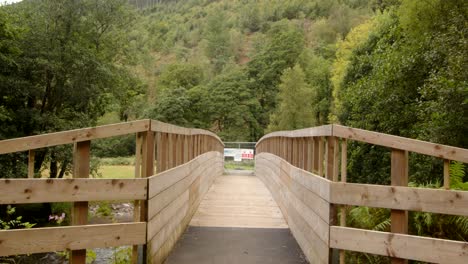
xmin=0 ymin=0 xmax=140 ymax=178
xmin=247 ymin=20 xmax=305 ymax=133
xmin=204 ymin=10 xmax=231 ymax=73
xmin=267 ymin=64 xmax=314 ymax=132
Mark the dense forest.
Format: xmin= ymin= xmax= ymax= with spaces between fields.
xmin=0 ymin=0 xmax=467 ymax=262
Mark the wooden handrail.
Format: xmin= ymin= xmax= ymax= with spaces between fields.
xmin=0 ymin=119 xmax=224 ymax=155
xmin=0 ymin=120 xmax=150 ymax=155
xmin=257 ymin=124 xmax=468 ymax=163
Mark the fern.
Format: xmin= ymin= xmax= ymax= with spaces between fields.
xmin=450 ymin=161 xmax=466 ymax=190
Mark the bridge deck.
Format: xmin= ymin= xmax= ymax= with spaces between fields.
xmin=165 ymin=172 xmax=307 ymax=263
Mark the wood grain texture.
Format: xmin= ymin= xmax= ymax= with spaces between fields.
xmin=256 ymin=125 xmax=333 ymax=147
xmin=330 ymin=182 xmax=468 ymax=216
xmin=148 ymin=153 xmax=222 ymax=263
xmin=150 ymin=120 xmax=223 ymax=146
xmin=190 ymin=174 xmax=288 ymax=229
xmin=0 ymin=120 xmax=149 ymax=155
xmin=71 ymin=141 xmax=90 ymax=264
xmin=330 ymin=226 xmax=468 ymax=264
xmin=256 ymin=164 xmax=329 ymax=263
xmin=333 ymin=125 xmax=468 ymax=163
xmin=256 ymin=153 xmax=330 ymax=263
xmin=0 ymin=223 xmax=146 ymax=257
xmin=0 ymin=178 xmax=148 ymax=204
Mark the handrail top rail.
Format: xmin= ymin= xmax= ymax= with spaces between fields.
xmin=257 ymin=124 xmax=468 ymax=163
xmin=0 ymin=119 xmax=223 ymax=155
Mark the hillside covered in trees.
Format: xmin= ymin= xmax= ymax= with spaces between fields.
xmin=1 ymin=0 xmax=467 ymax=183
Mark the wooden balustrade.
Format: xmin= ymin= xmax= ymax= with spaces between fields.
xmin=0 ymin=119 xmax=224 ymax=264
xmin=256 ymin=124 xmax=468 ymax=264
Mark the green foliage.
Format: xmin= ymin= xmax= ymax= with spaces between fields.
xmin=113 ymin=246 xmax=132 ymax=264
xmin=0 ymin=0 xmax=143 ymax=178
xmin=0 ymin=205 xmax=36 ymax=230
xmin=86 ymin=250 xmax=97 ymax=264
xmin=93 ymin=135 xmax=136 ymax=158
xmin=96 ymin=201 xmax=113 ymax=217
xmin=204 ymin=10 xmax=232 ymax=72
xmin=267 ymin=64 xmax=314 ymax=132
xmin=247 ymin=20 xmax=305 ymax=130
xmin=158 ymin=63 xmax=204 ymax=90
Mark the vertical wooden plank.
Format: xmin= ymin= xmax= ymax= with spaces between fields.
xmin=307 ymin=138 xmax=313 ymax=172
xmin=302 ymin=138 xmax=308 ymax=171
xmin=183 ymin=135 xmax=189 ymax=163
xmin=298 ymin=138 xmax=303 ymax=169
xmin=318 ymin=137 xmax=324 ymax=177
xmin=312 ymin=137 xmax=317 ymax=173
xmin=339 ymin=139 xmax=347 ymax=264
xmin=132 ymin=133 xmax=143 ymax=264
xmin=70 ymin=141 xmax=90 ymax=264
xmin=333 ymin=138 xmax=339 ymax=182
xmin=444 ymin=159 xmax=450 ymax=190
xmin=178 ymin=135 xmax=183 ymax=165
xmin=168 ymin=134 xmax=174 ymax=169
xmin=391 ymin=149 xmax=408 ymax=264
xmin=28 ymin=150 xmax=35 ymax=178
xmin=161 ymin=133 xmax=169 ymax=171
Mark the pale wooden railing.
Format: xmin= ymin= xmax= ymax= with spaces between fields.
xmin=256 ymin=125 xmax=468 ymax=264
xmin=0 ymin=119 xmax=224 ymax=264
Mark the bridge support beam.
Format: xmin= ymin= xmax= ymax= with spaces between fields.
xmin=70 ymin=140 xmax=90 ymax=264
xmin=390 ymin=149 xmax=408 ymax=264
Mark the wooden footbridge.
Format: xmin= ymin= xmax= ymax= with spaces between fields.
xmin=0 ymin=119 xmax=467 ymax=263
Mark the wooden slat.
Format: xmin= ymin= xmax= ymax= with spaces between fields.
xmin=330 ymin=226 xmax=468 ymax=264
xmin=0 ymin=223 xmax=146 ymax=257
xmin=0 ymin=120 xmax=149 ymax=155
xmin=147 ymin=191 xmax=189 ymax=241
xmin=148 ymin=152 xmax=216 ymax=199
xmin=147 ymin=155 xmax=217 ymax=219
xmin=444 ymin=159 xmax=450 ymax=190
xmin=330 ymin=182 xmax=468 ymax=216
xmin=257 ymin=163 xmax=329 ymax=263
xmin=0 ymin=178 xmax=148 ymax=204
xmin=257 ymin=153 xmax=331 ymax=202
xmin=28 ymin=150 xmax=35 ymax=178
xmin=333 ymin=125 xmax=468 ymax=163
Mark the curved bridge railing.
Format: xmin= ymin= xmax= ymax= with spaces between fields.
xmin=0 ymin=119 xmax=224 ymax=264
xmin=256 ymin=124 xmax=468 ymax=264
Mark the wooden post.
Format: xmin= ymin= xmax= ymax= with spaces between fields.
xmin=70 ymin=141 xmax=90 ymax=264
xmin=391 ymin=149 xmax=408 ymax=264
xmin=444 ymin=159 xmax=450 ymax=190
xmin=132 ymin=133 xmax=143 ymax=264
xmin=326 ymin=137 xmax=339 ymax=263
xmin=28 ymin=150 xmax=35 ymax=178
xmin=139 ymin=130 xmax=155 ymax=263
xmin=339 ymin=139 xmax=347 ymax=264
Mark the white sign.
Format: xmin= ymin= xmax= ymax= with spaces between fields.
xmin=224 ymin=148 xmax=254 ymax=160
